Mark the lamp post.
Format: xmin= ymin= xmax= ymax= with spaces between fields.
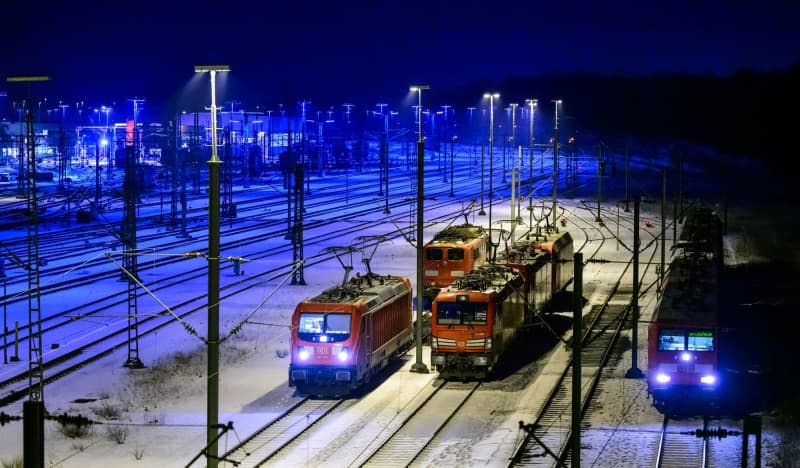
xmin=552 ymin=99 xmax=562 ymax=229
xmin=525 ymin=99 xmax=537 ymax=194
xmin=510 ymin=103 xmax=519 ymax=219
xmin=484 ymin=93 xmax=499 ymax=253
xmin=194 ymin=64 xmax=229 ymax=468
xmin=410 ymin=85 xmax=430 ymax=374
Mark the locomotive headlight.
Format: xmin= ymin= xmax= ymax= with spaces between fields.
xmin=700 ymin=374 xmax=716 ymax=385
xmin=473 ymin=356 xmax=489 ymax=366
xmin=431 ymin=337 xmax=438 ymax=348
xmin=297 ymin=346 xmax=311 ymax=361
xmin=655 ymin=373 xmax=671 ymax=384
xmin=334 ymin=346 xmax=350 ymax=361
xmin=680 ymin=352 xmax=692 ymax=362
xmin=485 ymin=338 xmax=492 ymax=349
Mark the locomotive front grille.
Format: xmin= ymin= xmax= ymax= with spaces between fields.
xmin=466 ymin=338 xmax=488 ymax=350
xmin=433 ymin=337 xmax=456 ymax=348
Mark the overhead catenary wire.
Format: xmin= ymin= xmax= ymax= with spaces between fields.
xmin=105 ymin=251 xmax=204 ymax=342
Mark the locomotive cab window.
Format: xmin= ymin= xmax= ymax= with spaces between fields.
xmin=436 ymin=302 xmax=488 ymax=325
xmin=427 ymin=248 xmax=443 ymax=260
xmin=447 ymin=248 xmax=465 ymax=261
xmin=658 ymin=329 xmax=686 ymax=351
xmin=325 ymin=313 xmax=351 ymax=335
xmin=687 ymin=330 xmax=714 ymax=351
xmin=298 ymin=312 xmax=351 ymax=342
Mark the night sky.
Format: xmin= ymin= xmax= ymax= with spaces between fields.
xmin=2 ymin=0 xmax=800 ymax=110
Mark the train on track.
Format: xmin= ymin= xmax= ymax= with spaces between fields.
xmin=429 ymin=230 xmax=573 ymax=379
xmin=647 ymin=206 xmax=723 ymax=412
xmin=422 ymin=223 xmax=490 ymax=310
xmin=288 ymin=271 xmax=414 ymax=397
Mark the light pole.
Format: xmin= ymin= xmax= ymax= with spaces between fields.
xmin=194 ymin=64 xmax=229 ymax=468
xmin=410 ymin=85 xmax=430 ymax=374
xmin=552 ymin=99 xmax=562 ymax=229
xmin=510 ymin=102 xmax=519 ymax=219
xmin=525 ymin=99 xmax=537 ymax=194
xmin=484 ymin=93 xmax=499 ymax=255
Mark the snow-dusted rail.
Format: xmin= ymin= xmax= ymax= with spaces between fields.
xmin=215 ymin=397 xmax=344 ymax=468
xmin=655 ymin=415 xmax=708 ymax=468
xmin=357 ymin=380 xmax=480 ymax=467
xmin=507 ymin=213 xmax=661 ymax=466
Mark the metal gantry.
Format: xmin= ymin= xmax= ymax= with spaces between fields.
xmin=291 ymin=162 xmax=306 ymax=285
xmin=122 ymin=129 xmax=144 ymax=369
xmin=24 ymin=107 xmax=44 ymax=402
xmin=7 ymin=74 xmax=49 ymax=468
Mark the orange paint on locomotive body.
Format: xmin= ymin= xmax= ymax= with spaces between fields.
xmin=422 ymin=224 xmax=490 ymax=307
xmin=430 ymin=230 xmax=574 ymax=379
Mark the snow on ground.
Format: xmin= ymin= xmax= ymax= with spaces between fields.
xmin=1 ymin=145 xmax=797 ymax=467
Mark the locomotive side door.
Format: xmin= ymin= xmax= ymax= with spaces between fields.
xmin=363 ymin=310 xmax=372 ymax=375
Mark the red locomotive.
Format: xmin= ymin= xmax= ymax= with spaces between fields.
xmin=423 ymin=224 xmax=490 ymax=309
xmin=430 ymin=230 xmax=573 ymax=379
xmin=289 ymin=271 xmax=414 ymax=396
xmin=647 ymin=206 xmax=723 ymax=411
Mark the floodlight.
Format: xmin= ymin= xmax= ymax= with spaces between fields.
xmin=194 ymin=65 xmax=230 ymax=73
xmin=6 ymin=75 xmax=50 ymax=82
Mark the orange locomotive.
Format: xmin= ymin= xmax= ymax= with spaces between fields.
xmin=430 ymin=231 xmax=573 ymax=379
xmin=423 ymin=224 xmax=490 ymax=309
xmin=289 ymin=272 xmax=413 ymax=396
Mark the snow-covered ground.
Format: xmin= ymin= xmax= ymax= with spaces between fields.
xmin=1 ymin=143 xmax=797 ymax=467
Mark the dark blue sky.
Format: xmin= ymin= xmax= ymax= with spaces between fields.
xmin=3 ymin=0 xmax=799 ymax=110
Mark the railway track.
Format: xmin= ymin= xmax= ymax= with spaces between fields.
xmin=0 ymin=199 xmax=473 ymax=407
xmin=216 ymin=397 xmax=344 ymax=468
xmin=655 ymin=415 xmax=708 ymax=468
xmin=359 ymin=380 xmax=480 ymax=467
xmin=506 ymin=201 xmax=662 ymax=466
xmin=0 ymin=153 xmax=560 ymax=407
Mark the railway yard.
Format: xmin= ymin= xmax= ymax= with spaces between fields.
xmin=0 ymin=142 xmax=796 ymax=467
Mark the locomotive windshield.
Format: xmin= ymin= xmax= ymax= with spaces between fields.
xmin=447 ymin=248 xmax=465 ymax=261
xmin=687 ymin=330 xmax=714 ymax=351
xmin=658 ymin=328 xmax=714 ymax=351
xmin=436 ymin=302 xmax=488 ymax=325
xmin=427 ymin=248 xmax=443 ymax=260
xmin=298 ymin=312 xmax=351 ymax=342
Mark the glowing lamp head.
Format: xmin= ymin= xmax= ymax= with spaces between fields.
xmin=680 ymin=352 xmax=692 ymax=362
xmin=700 ymin=375 xmax=716 ymax=385
xmin=320 ymin=335 xmax=329 ymax=343
xmin=99 ymin=138 xmax=109 ymax=147
xmin=337 ymin=349 xmax=349 ymax=361
xmin=194 ymin=65 xmax=230 ymax=73
xmin=655 ymin=373 xmax=671 ymax=384
xmin=298 ymin=347 xmax=310 ymax=361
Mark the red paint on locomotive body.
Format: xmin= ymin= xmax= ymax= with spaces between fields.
xmin=647 ymin=206 xmax=723 ymax=412
xmin=289 ymin=274 xmax=413 ymax=396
